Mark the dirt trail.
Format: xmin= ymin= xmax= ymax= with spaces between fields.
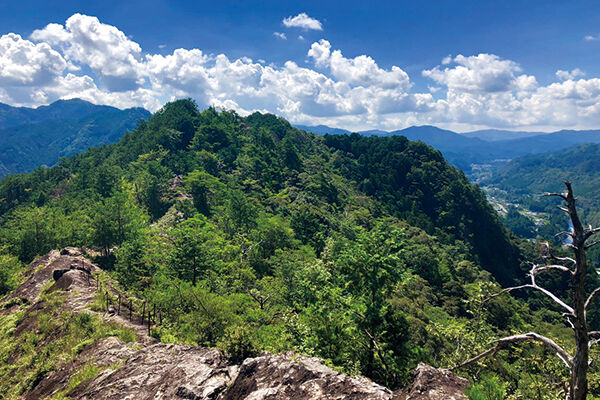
xmin=1 ymin=247 xmax=154 ymax=343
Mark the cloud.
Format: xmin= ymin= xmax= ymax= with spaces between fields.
xmin=282 ymin=13 xmax=323 ymax=31
xmin=308 ymin=39 xmax=411 ymax=91
xmin=3 ymin=13 xmax=600 ymax=131
xmin=273 ymin=32 xmax=287 ymax=40
xmin=0 ymin=33 xmax=66 ymax=87
xmin=423 ymin=53 xmax=537 ymax=93
xmin=31 ymin=13 xmax=144 ymax=91
xmin=419 ymin=54 xmax=600 ymax=129
xmin=585 ymin=34 xmax=600 ymax=41
xmin=556 ymin=68 xmax=585 ymax=81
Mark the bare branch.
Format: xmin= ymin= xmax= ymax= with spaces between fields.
xmin=532 ymin=265 xmax=573 ymax=275
xmin=487 ymin=283 xmax=573 ymax=314
xmin=585 ymin=240 xmax=600 ymax=250
xmin=584 ymin=227 xmax=600 ymax=241
xmin=487 ymin=265 xmax=574 ymax=314
xmin=563 ymin=313 xmax=575 ymax=330
xmin=558 ymin=206 xmax=570 ymax=214
xmin=555 ymin=231 xmax=574 ymax=238
xmin=585 ymin=287 xmax=600 ymax=311
xmin=552 ymin=256 xmax=577 ymax=264
xmin=453 ymin=332 xmax=573 ymax=371
xmin=544 ymin=192 xmax=568 ymax=201
xmin=540 ymin=242 xmax=576 ymax=264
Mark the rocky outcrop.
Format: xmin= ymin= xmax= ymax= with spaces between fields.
xmin=32 ymin=338 xmax=394 ymax=399
xmin=222 ymin=352 xmax=392 ymax=400
xmin=393 ymin=363 xmax=469 ymax=400
xmin=3 ymin=249 xmax=470 ymax=399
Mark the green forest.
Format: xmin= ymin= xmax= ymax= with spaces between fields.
xmin=0 ymin=99 xmax=598 ymax=398
xmin=485 ymin=143 xmax=600 ymax=264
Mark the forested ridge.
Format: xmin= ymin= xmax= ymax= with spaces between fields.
xmin=0 ymin=99 xmax=597 ymax=398
xmin=0 ymin=99 xmax=150 ymax=177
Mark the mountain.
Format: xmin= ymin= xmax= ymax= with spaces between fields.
xmin=0 ymin=99 xmax=150 ymax=177
xmin=294 ymin=124 xmax=352 ymax=135
xmin=297 ymin=123 xmax=600 ymax=172
xmin=0 ymin=100 xmax=541 ymax=393
xmin=0 ymin=98 xmax=104 ymax=129
xmin=485 ymin=143 xmax=600 ymax=221
xmin=295 ymin=124 xmax=389 ymax=136
xmin=461 ymin=129 xmax=550 ymax=142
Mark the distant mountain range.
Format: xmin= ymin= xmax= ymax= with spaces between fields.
xmin=0 ymin=99 xmax=150 ymax=177
xmin=295 ymin=124 xmax=600 ymax=171
xmin=2 ymin=102 xmax=599 ymax=179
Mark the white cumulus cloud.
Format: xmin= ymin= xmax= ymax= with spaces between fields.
xmin=1 ymin=13 xmax=600 ymax=131
xmin=0 ymin=33 xmax=66 ymax=87
xmin=282 ymin=13 xmax=323 ymax=31
xmin=556 ymin=68 xmax=585 ymax=81
xmin=31 ymin=13 xmax=145 ymax=91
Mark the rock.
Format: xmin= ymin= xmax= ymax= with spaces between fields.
xmin=221 ymin=352 xmax=393 ymax=400
xmin=61 ymin=247 xmax=83 ymax=256
xmin=68 ymin=343 xmax=233 ymax=400
xmin=393 ymin=363 xmax=469 ymax=400
xmin=53 ymin=268 xmax=70 ymax=281
xmin=56 ymin=345 xmax=394 ymax=400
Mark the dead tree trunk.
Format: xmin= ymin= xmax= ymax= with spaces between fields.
xmin=455 ymin=182 xmax=600 ymax=400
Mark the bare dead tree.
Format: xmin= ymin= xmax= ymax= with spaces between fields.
xmin=454 ymin=181 xmax=600 ymax=400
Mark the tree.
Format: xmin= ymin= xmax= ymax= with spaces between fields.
xmin=170 ymin=216 xmax=220 ymax=284
xmin=456 ymin=182 xmax=600 ymax=400
xmin=91 ymin=191 xmax=147 ymax=257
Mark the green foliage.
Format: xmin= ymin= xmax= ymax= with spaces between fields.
xmin=0 ymin=100 xmax=561 ymax=395
xmin=0 ymin=253 xmax=21 ymax=296
xmin=67 ymin=362 xmax=101 ymax=391
xmin=469 ymin=376 xmax=505 ymax=400
xmin=502 ymin=206 xmax=536 ymax=238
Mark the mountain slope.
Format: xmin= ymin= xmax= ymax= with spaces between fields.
xmin=485 ymin=143 xmax=600 ymax=222
xmin=0 ymin=99 xmax=150 ymax=177
xmin=296 ymin=124 xmax=600 ymax=172
xmin=0 ymin=247 xmax=470 ymax=399
xmin=482 ymin=143 xmax=600 ymax=267
xmin=1 ymin=100 xmax=568 ymax=396
xmin=0 ymin=99 xmax=106 ymax=129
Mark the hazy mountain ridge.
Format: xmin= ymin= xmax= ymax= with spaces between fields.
xmin=0 ymin=99 xmax=151 ymax=177
xmin=297 ymin=124 xmax=600 ymax=171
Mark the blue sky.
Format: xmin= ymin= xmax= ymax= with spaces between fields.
xmin=1 ymin=0 xmax=600 ymax=131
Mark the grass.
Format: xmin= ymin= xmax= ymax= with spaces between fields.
xmin=67 ymin=362 xmax=102 ymax=391
xmin=0 ymin=288 xmax=138 ymax=399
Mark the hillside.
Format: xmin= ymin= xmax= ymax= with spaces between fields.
xmin=483 ymin=144 xmax=600 ymax=249
xmin=0 ymin=99 xmax=150 ymax=177
xmin=297 ymin=124 xmax=600 ymax=172
xmin=0 ymin=99 xmax=588 ymax=398
xmin=3 ymin=247 xmax=436 ymax=399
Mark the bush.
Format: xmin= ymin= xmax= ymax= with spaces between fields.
xmin=217 ymin=325 xmax=259 ymax=363
xmin=469 ymin=376 xmax=505 ymax=400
